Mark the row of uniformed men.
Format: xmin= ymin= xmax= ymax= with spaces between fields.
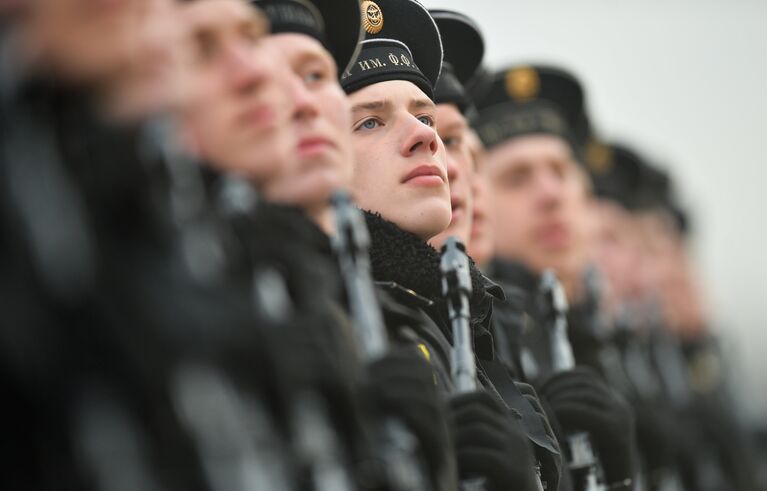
xmin=0 ymin=0 xmax=760 ymax=490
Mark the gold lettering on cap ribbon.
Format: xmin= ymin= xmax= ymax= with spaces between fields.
xmin=361 ymin=1 xmax=384 ymax=34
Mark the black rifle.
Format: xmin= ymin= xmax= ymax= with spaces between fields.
xmin=439 ymin=237 xmax=477 ymax=394
xmin=538 ymin=269 xmax=605 ymax=491
xmin=331 ymin=190 xmax=430 ymax=491
xmin=440 ymin=238 xmax=494 ymax=491
xmin=330 ymin=190 xmax=388 ymax=360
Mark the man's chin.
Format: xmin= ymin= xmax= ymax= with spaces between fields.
xmin=430 ymin=221 xmax=471 ymax=248
xmin=269 ymin=173 xmax=342 ymax=208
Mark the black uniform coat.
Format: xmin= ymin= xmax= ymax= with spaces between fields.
xmin=364 ymin=213 xmax=563 ymax=490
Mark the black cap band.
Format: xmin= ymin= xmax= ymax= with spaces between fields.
xmin=434 ymin=62 xmax=471 ymax=114
xmin=474 ymin=100 xmax=577 ymax=150
xmin=341 ymin=39 xmax=433 ymax=98
xmin=258 ymin=0 xmax=327 ymax=46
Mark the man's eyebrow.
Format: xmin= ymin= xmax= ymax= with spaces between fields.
xmin=293 ymin=45 xmax=336 ymax=70
xmin=441 ymin=119 xmax=467 ymax=133
xmin=239 ymin=17 xmax=268 ymax=38
xmin=351 ymin=100 xmax=392 ymax=112
xmin=410 ymin=98 xmax=436 ymax=111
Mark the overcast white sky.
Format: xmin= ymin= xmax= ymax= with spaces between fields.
xmin=424 ymin=0 xmax=767 ymax=420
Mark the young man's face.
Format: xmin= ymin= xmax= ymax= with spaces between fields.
xmin=635 ymin=210 xmax=690 ymax=321
xmin=259 ymin=33 xmax=353 ymax=212
xmin=348 ymin=80 xmax=451 ymax=241
xmin=466 ymin=129 xmax=495 ymax=267
xmin=487 ymin=134 xmax=591 ymax=282
xmin=180 ymin=0 xmax=294 ymax=182
xmin=590 ymin=200 xmax=644 ymax=311
xmin=430 ymin=103 xmax=474 ymax=247
xmin=105 ymin=0 xmax=193 ymax=120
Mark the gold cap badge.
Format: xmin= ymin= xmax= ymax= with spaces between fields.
xmin=505 ymin=66 xmax=540 ymax=101
xmin=585 ymin=139 xmax=614 ymax=175
xmin=361 ymin=1 xmax=383 ymax=34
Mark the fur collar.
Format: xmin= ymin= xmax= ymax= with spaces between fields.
xmin=363 ymin=211 xmax=486 ymax=305
xmin=363 ymin=211 xmax=502 ymax=358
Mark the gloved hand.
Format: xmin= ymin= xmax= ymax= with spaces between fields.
xmin=449 ymin=390 xmax=539 ymax=491
xmin=539 ymin=367 xmax=637 ymax=486
xmin=634 ymin=402 xmax=684 ymax=472
xmin=366 ymin=347 xmax=451 ymax=477
xmin=515 ymin=381 xmax=563 ymax=491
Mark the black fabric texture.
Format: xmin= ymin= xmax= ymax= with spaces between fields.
xmin=350 ymin=0 xmax=442 ymax=89
xmin=449 ymin=390 xmax=540 ymax=491
xmin=539 ymin=367 xmax=638 ymax=485
xmin=513 ymin=380 xmax=564 ymax=491
xmin=433 ymin=62 xmax=471 ymax=113
xmin=363 ymin=210 xmax=497 ymax=347
xmin=566 ymin=300 xmax=609 ymax=375
xmin=365 ymin=346 xmax=452 ymax=480
xmin=472 ymin=64 xmax=589 ymax=149
xmin=487 ymin=258 xmax=557 ymax=382
xmin=478 ymin=360 xmax=560 ymax=455
xmin=253 ymin=0 xmax=362 ymax=75
xmin=429 ymin=10 xmax=484 ymax=83
xmin=341 ymin=41 xmax=433 ymax=98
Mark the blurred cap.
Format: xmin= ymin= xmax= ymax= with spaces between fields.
xmin=588 ymin=140 xmax=692 ymax=235
xmin=473 ymin=64 xmax=590 ymax=155
xmin=430 ymin=9 xmax=484 ymax=114
xmin=587 ymin=140 xmax=645 ymax=210
xmin=252 ymin=0 xmax=363 ymax=75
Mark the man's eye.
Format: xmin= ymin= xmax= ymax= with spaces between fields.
xmin=443 ymin=135 xmax=462 ymax=147
xmin=355 ymin=118 xmax=380 ymax=131
xmin=501 ymin=167 xmax=531 ymax=188
xmin=194 ymin=32 xmax=217 ymax=62
xmin=417 ymin=115 xmax=434 ymax=127
xmin=243 ymin=27 xmax=264 ymax=44
xmin=304 ymin=70 xmax=325 ymax=84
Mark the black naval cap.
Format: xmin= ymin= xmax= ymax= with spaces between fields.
xmin=430 ymin=9 xmax=484 ymax=114
xmin=473 ymin=65 xmax=589 ymax=154
xmin=586 ymin=140 xmax=646 ymax=210
xmin=340 ymin=0 xmax=443 ymax=99
xmin=251 ymin=0 xmax=363 ymax=75
xmin=588 ymin=140 xmax=691 ymax=234
xmin=636 ymin=162 xmax=673 ymax=210
xmin=635 ymin=161 xmax=692 ymax=235
xmin=464 ymin=64 xmax=494 ymax=114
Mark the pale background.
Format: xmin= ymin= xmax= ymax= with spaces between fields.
xmin=424 ymin=0 xmax=767 ymax=421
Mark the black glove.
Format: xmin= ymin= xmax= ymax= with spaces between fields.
xmin=449 ymin=390 xmax=539 ymax=491
xmin=515 ymin=381 xmax=563 ymax=491
xmin=634 ymin=402 xmax=685 ymax=472
xmin=366 ymin=347 xmax=451 ymax=478
xmin=539 ymin=367 xmax=637 ymax=486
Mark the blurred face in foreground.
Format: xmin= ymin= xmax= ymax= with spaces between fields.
xmin=430 ymin=102 xmax=474 ymax=248
xmin=20 ymin=0 xmax=175 ymax=85
xmin=103 ymin=0 xmax=193 ymax=121
xmin=487 ymin=134 xmax=591 ymax=291
xmin=259 ymin=33 xmax=353 ymax=220
xmin=180 ymin=0 xmax=294 ymax=184
xmin=466 ymin=129 xmax=495 ymax=267
xmin=348 ymin=80 xmax=451 ymax=241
